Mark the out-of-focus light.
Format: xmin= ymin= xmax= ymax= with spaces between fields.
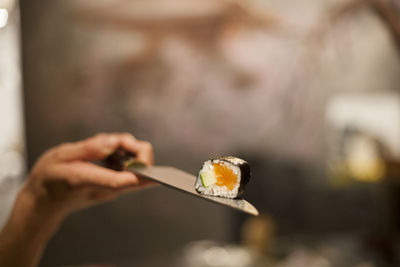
xmin=0 ymin=9 xmax=8 ymax=29
xmin=345 ymin=135 xmax=385 ymax=183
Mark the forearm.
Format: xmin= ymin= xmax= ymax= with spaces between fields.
xmin=0 ymin=186 xmax=64 ymax=267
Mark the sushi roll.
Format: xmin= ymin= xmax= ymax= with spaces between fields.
xmin=195 ymin=156 xmax=250 ymax=199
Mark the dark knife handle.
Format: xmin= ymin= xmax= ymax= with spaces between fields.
xmin=102 ymin=147 xmax=145 ymax=171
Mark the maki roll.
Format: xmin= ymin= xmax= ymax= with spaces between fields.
xmin=195 ymin=156 xmax=250 ymax=199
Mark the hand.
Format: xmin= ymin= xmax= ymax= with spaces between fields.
xmin=24 ymin=133 xmax=155 ymax=218
xmin=0 ymin=133 xmax=155 ymax=267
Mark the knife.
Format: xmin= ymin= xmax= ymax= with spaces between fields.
xmin=103 ymin=148 xmax=259 ymax=216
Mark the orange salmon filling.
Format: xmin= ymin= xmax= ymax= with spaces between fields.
xmin=213 ymin=163 xmax=238 ymax=191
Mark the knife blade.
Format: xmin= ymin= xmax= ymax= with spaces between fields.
xmin=128 ymin=165 xmax=259 ymax=216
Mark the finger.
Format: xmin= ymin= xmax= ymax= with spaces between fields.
xmin=53 ymin=133 xmax=135 ymax=162
xmin=136 ymin=141 xmax=154 ymax=166
xmin=99 ymin=133 xmax=154 ymax=165
xmin=119 ymin=137 xmax=154 ymax=165
xmin=50 ymin=161 xmax=139 ymax=189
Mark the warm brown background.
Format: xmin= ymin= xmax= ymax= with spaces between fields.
xmin=19 ymin=0 xmax=400 ymax=266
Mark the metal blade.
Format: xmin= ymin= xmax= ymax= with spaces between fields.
xmin=128 ymin=165 xmax=259 ymax=216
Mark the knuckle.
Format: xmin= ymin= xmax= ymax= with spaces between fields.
xmin=47 ymin=143 xmax=70 ymax=160
xmin=122 ymin=133 xmax=135 ymax=141
xmin=94 ymin=133 xmax=117 ymax=146
xmin=94 ymin=133 xmax=108 ymax=143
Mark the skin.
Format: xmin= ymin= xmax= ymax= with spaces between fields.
xmin=0 ymin=133 xmax=156 ymax=267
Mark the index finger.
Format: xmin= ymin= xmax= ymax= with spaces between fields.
xmin=51 ymin=133 xmax=153 ymax=165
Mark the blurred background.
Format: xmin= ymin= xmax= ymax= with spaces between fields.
xmin=2 ymin=0 xmax=400 ymax=266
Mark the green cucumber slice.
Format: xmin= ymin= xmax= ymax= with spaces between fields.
xmin=200 ymin=171 xmax=216 ymax=187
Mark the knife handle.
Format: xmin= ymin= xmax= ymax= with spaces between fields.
xmin=102 ymin=147 xmax=145 ymax=171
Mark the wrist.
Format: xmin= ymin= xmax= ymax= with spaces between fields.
xmin=0 ymin=185 xmax=65 ymax=267
xmin=1 ymin=185 xmax=66 ymax=245
xmin=15 ymin=185 xmax=66 ymax=232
